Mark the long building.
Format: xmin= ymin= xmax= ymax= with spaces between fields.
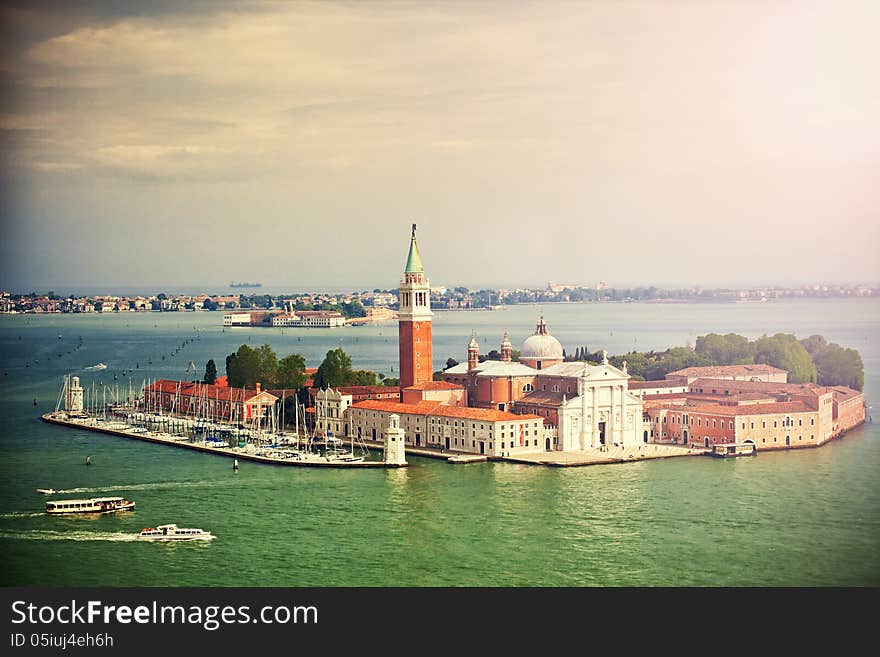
xmin=143 ymin=380 xmax=278 ymax=424
xmin=643 ymin=378 xmax=865 ymax=450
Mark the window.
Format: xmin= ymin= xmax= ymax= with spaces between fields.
xmin=762 ymin=421 xmax=766 ymax=429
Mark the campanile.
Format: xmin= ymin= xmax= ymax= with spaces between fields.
xmin=398 ymin=224 xmax=433 ymax=390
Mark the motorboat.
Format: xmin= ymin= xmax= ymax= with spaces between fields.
xmin=137 ymin=524 xmax=214 ymax=541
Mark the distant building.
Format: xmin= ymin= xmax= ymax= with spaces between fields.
xmin=271 ymin=311 xmax=345 ymax=327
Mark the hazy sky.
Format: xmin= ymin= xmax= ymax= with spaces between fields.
xmin=1 ymin=1 xmax=878 ymax=292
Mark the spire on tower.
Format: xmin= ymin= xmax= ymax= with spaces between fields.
xmin=500 ymin=331 xmax=512 ymax=362
xmin=404 ymin=223 xmax=424 ymax=273
xmin=468 ymin=331 xmax=479 ymax=349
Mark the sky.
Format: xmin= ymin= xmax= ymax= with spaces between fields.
xmin=1 ymin=0 xmax=878 ymax=293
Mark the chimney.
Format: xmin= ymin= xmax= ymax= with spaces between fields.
xmin=256 ymin=382 xmax=261 ymax=394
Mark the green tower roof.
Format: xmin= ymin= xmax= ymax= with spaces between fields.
xmin=405 ymin=223 xmax=424 ymax=273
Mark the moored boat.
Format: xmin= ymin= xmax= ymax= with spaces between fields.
xmin=710 ymin=442 xmax=757 ymax=458
xmin=137 ymin=524 xmax=214 ymax=541
xmin=45 ymin=496 xmax=135 ymax=514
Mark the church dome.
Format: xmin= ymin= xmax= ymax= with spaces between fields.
xmin=520 ymin=316 xmax=563 ymax=360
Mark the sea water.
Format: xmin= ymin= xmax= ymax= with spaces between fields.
xmin=0 ymin=299 xmax=877 ymax=586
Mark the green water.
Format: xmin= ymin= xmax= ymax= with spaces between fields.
xmin=1 ymin=300 xmax=878 ymax=586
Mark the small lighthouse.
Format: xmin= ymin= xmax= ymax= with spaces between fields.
xmin=65 ymin=375 xmax=84 ymax=414
xmin=382 ymin=414 xmax=407 ymax=466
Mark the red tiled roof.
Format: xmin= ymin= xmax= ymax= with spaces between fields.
xmin=678 ymin=401 xmax=814 ymax=417
xmin=404 ymin=381 xmax=464 ymax=391
xmin=350 ymin=399 xmax=542 ymax=423
xmin=628 ymin=380 xmax=687 ymax=389
xmin=145 ymin=379 xmax=277 ymax=403
xmin=669 ymin=364 xmax=787 ymax=377
xmin=689 ymin=379 xmax=824 ymax=395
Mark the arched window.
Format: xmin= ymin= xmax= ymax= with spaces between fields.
xmin=522 ymin=383 xmax=534 ymax=393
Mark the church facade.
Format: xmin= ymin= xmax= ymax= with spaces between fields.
xmin=443 ymin=320 xmax=645 ymax=449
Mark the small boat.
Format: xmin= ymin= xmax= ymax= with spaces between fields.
xmin=137 ymin=524 xmax=214 ymax=541
xmin=710 ymin=443 xmax=757 ymax=458
xmin=84 ymin=363 xmax=107 ymax=371
xmin=46 ymin=496 xmax=135 ymax=514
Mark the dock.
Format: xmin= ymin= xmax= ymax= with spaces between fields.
xmin=41 ymin=413 xmax=404 ymax=469
xmin=446 ymin=454 xmax=488 ymax=464
xmin=356 ymin=438 xmax=707 ymax=467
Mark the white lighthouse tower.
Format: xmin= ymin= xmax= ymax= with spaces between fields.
xmin=65 ymin=375 xmax=84 ymax=414
xmin=383 ymin=414 xmax=408 ymax=466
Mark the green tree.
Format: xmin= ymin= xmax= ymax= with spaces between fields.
xmin=276 ymin=354 xmax=307 ymax=390
xmin=255 ymin=344 xmax=278 ymax=384
xmin=812 ymin=342 xmax=864 ymax=390
xmin=800 ymin=334 xmax=828 ymax=356
xmin=313 ymin=348 xmax=353 ymax=389
xmin=445 ymin=358 xmax=459 ymax=370
xmin=227 ymin=344 xmax=261 ymax=388
xmin=753 ymin=334 xmax=817 ymax=383
xmin=340 ymin=299 xmax=366 ymax=318
xmin=382 ymin=377 xmax=400 ymax=387
xmin=348 ymin=369 xmax=378 ymax=386
xmin=203 ymin=359 xmax=217 ymax=385
xmin=695 ymin=333 xmax=754 ymax=364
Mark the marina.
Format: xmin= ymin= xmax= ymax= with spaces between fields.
xmin=42 ymin=412 xmax=397 ymax=469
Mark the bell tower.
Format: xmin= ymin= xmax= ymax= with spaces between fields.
xmin=398 ymin=224 xmax=433 ymax=390
xmin=467 ymin=332 xmax=479 ymax=371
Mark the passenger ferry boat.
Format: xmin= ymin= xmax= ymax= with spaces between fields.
xmin=45 ymin=496 xmax=135 ymax=514
xmin=137 ymin=524 xmax=214 ymax=541
xmin=710 ymin=442 xmax=757 ymax=458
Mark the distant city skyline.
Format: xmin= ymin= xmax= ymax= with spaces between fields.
xmin=2 ymin=1 xmax=878 ymax=291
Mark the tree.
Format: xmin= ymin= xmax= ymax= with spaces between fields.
xmin=202 ymin=298 xmax=218 ymax=311
xmin=203 ymin=359 xmax=217 ymax=384
xmin=695 ymin=333 xmax=754 ymax=364
xmin=255 ymin=344 xmax=278 ymax=384
xmin=800 ymin=335 xmax=828 ymax=356
xmin=340 ymin=299 xmax=366 ymax=318
xmin=382 ymin=377 xmax=400 ymax=387
xmin=276 ymin=354 xmax=307 ymax=390
xmin=753 ymin=334 xmax=817 ymax=383
xmin=227 ymin=344 xmax=261 ymax=388
xmin=347 ymin=369 xmax=378 ymax=386
xmin=225 ymin=352 xmax=236 ymax=377
xmin=812 ymin=342 xmax=864 ymax=390
xmin=445 ymin=358 xmax=459 ymax=370
xmin=313 ymin=348 xmax=353 ymax=389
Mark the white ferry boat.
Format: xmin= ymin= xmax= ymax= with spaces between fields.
xmin=137 ymin=524 xmax=214 ymax=541
xmin=45 ymin=496 xmax=135 ymax=514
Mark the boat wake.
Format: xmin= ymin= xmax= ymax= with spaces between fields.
xmin=0 ymin=512 xmax=45 ymax=519
xmin=48 ymin=481 xmax=224 ymax=495
xmin=0 ymin=529 xmax=138 ymax=542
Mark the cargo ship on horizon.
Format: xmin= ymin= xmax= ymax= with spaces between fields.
xmin=229 ymin=281 xmax=262 ymax=288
